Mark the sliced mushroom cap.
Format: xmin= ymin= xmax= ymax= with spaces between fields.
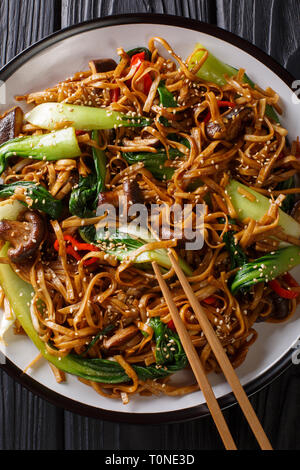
xmin=102 ymin=325 xmax=139 ymax=351
xmin=98 ymin=189 xmax=121 ymax=208
xmin=122 ymin=137 xmax=160 ymax=148
xmin=256 ymin=292 xmax=290 ymax=323
xmin=206 ymin=106 xmax=254 ymax=141
xmin=0 ymin=107 xmax=23 ymax=146
xmin=89 ymin=59 xmax=117 ymax=74
xmin=0 ymin=210 xmax=45 ymax=264
xmin=123 ymin=177 xmax=144 ymax=206
xmin=98 ymin=177 xmax=144 ymax=210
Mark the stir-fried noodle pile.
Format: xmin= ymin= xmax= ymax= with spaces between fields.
xmin=1 ymin=37 xmax=300 ymax=404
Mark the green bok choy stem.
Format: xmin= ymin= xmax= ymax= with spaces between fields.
xmin=231 ymin=246 xmax=300 ymax=294
xmin=26 ymin=103 xmax=152 ymax=131
xmin=188 ymin=44 xmax=280 ymax=123
xmin=0 ymin=127 xmax=81 ymax=175
xmin=226 ymin=179 xmax=300 ymax=240
xmin=80 ymin=224 xmax=193 ymax=276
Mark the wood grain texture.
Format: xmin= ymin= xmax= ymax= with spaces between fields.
xmin=0 ymin=0 xmax=57 ymax=68
xmin=1 ymin=0 xmax=300 ymax=451
xmin=61 ymin=0 xmax=216 ymax=27
xmin=216 ymin=0 xmax=300 ymax=75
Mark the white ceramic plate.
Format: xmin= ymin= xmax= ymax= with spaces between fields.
xmin=0 ymin=14 xmax=299 ymax=423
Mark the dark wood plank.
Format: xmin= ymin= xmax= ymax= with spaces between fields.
xmin=61 ymin=0 xmax=216 ymax=27
xmin=0 ymin=0 xmax=58 ymax=68
xmin=0 ymin=371 xmax=64 ymax=450
xmin=216 ymin=0 xmax=300 ymax=73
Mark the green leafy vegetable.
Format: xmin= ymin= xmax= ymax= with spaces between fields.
xmin=226 ymin=179 xmax=300 ymax=241
xmin=82 ymin=325 xmax=115 ymax=355
xmin=26 ymin=103 xmax=152 ymax=131
xmin=149 ymin=317 xmax=187 ymax=370
xmin=223 ymin=230 xmax=248 ymax=270
xmin=80 ymin=224 xmax=193 ymax=276
xmin=92 ymin=130 xmax=106 ymax=194
xmin=0 ymin=127 xmax=81 ymax=175
xmin=188 ymin=44 xmax=280 ymax=123
xmin=69 ymin=174 xmax=98 ymax=218
xmin=275 ymin=176 xmax=295 ymax=214
xmin=0 ymin=181 xmax=63 ymax=219
xmin=126 ymin=47 xmax=152 ymax=61
xmin=158 ymin=81 xmax=178 ymax=108
xmin=123 ymin=147 xmax=184 ymax=181
xmin=69 ymin=130 xmax=106 ymax=218
xmin=230 ymin=246 xmax=300 ymax=294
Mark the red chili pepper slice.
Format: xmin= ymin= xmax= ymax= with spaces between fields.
xmin=54 ymin=235 xmax=100 ymax=266
xmin=143 ymin=73 xmax=153 ymax=95
xmin=203 ymin=111 xmax=211 ymax=123
xmin=203 ymin=101 xmax=236 ymax=124
xmin=167 ymin=319 xmax=176 ymax=331
xmin=129 ymin=51 xmax=152 ymax=95
xmin=63 ymin=235 xmax=99 ymax=253
xmin=217 ymin=100 xmax=236 ymax=108
xmin=203 ymin=296 xmax=217 ymax=305
xmin=282 ymin=272 xmax=300 ymax=288
xmin=110 ymin=87 xmax=120 ymax=103
xmin=130 ymin=52 xmax=146 ymax=67
xmin=66 ymin=245 xmax=82 ymax=262
xmin=269 ymin=279 xmax=299 ymax=299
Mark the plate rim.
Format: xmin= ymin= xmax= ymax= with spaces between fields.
xmin=0 ymin=12 xmax=297 ymax=424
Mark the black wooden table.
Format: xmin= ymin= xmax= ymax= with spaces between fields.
xmin=0 ymin=0 xmax=300 ymax=451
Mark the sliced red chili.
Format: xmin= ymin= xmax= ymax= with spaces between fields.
xmin=110 ymin=87 xmax=120 ymax=103
xmin=203 ymin=296 xmax=217 ymax=305
xmin=203 ymin=101 xmax=236 ymax=124
xmin=143 ymin=73 xmax=153 ymax=95
xmin=217 ymin=100 xmax=236 ymax=108
xmin=130 ymin=51 xmax=146 ymax=68
xmin=282 ymin=272 xmax=300 ymax=288
xmin=54 ymin=235 xmax=100 ymax=266
xmin=129 ymin=51 xmax=152 ymax=95
xmin=167 ymin=319 xmax=176 ymax=331
xmin=66 ymin=245 xmax=82 ymax=262
xmin=203 ymin=111 xmax=211 ymax=123
xmin=269 ymin=279 xmax=299 ymax=299
xmin=62 ymin=235 xmax=98 ymax=252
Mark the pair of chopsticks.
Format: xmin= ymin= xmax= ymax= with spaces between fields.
xmin=152 ymin=253 xmax=272 ymax=451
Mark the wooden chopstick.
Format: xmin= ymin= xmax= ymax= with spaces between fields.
xmin=152 ymin=261 xmax=237 ymax=450
xmin=166 ymin=252 xmax=273 ymax=451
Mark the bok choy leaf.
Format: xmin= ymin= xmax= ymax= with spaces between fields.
xmin=69 ymin=130 xmax=106 ymax=218
xmin=0 ymin=181 xmax=63 ymax=219
xmin=80 ymin=224 xmax=193 ymax=275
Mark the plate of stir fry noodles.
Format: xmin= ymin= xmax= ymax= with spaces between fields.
xmin=0 ymin=17 xmax=299 ymax=420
